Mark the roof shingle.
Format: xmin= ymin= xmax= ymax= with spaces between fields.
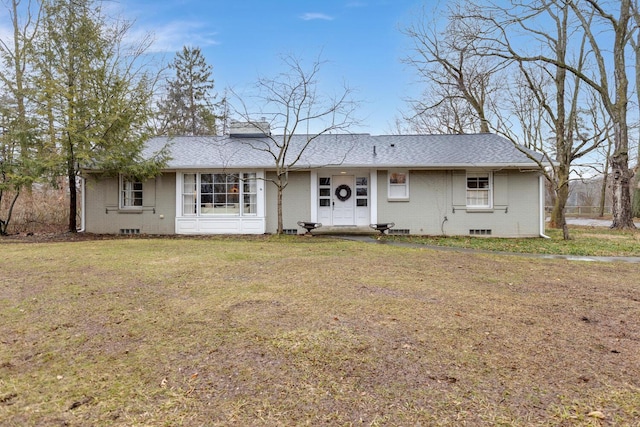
xmin=142 ymin=133 xmax=546 ymax=170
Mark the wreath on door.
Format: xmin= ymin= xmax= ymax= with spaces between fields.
xmin=335 ymin=184 xmax=352 ymax=202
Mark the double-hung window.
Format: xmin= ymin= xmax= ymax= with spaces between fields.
xmin=182 ymin=173 xmax=257 ymax=216
xmin=466 ymin=172 xmax=492 ymax=208
xmin=388 ymin=170 xmax=409 ymax=200
xmin=120 ymin=176 xmax=143 ymax=208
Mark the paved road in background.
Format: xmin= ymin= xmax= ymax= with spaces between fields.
xmin=564 ymin=218 xmax=640 ymax=227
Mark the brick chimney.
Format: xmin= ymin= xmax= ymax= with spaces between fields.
xmin=229 ymin=120 xmax=271 ymax=137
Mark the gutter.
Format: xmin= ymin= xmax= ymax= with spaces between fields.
xmin=539 ymin=174 xmax=550 ymax=238
xmin=160 ymin=163 xmax=546 ymax=170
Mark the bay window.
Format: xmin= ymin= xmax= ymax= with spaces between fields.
xmin=182 ymin=173 xmax=257 ymax=216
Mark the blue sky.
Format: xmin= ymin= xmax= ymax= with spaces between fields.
xmin=120 ymin=0 xmax=426 ymax=134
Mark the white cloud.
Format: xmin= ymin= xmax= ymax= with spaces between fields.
xmin=300 ymin=13 xmax=334 ymax=21
xmin=0 ymin=24 xmax=12 ymax=47
xmin=127 ymin=20 xmax=220 ymax=54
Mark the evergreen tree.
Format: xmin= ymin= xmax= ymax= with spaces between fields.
xmin=34 ymin=0 xmax=168 ymax=232
xmin=0 ymin=0 xmax=45 ymax=235
xmin=158 ymin=46 xmax=219 ymax=136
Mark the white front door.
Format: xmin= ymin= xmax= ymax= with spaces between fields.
xmin=332 ymin=175 xmax=355 ymax=225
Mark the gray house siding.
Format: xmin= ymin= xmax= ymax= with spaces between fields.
xmin=375 ymin=169 xmax=541 ymax=237
xmin=84 ymin=173 xmax=176 ymax=234
xmin=446 ymin=170 xmax=540 ymax=237
xmin=375 ymin=170 xmax=450 ymax=234
xmin=265 ymin=171 xmax=311 ymax=234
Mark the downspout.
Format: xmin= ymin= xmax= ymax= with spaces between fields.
xmin=539 ymin=173 xmax=550 ymax=238
xmin=310 ymin=170 xmax=318 ymax=222
xmin=78 ymin=175 xmax=86 ymax=232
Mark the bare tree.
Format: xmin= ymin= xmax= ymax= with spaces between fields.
xmin=484 ymin=0 xmax=637 ymax=229
xmin=402 ymin=3 xmax=505 ymax=134
xmin=407 ymin=0 xmax=610 ymax=238
xmin=230 ymin=54 xmax=359 ymax=234
xmin=630 ymin=1 xmax=640 ymax=218
xmin=456 ymin=0 xmax=625 ymax=236
xmin=569 ymin=0 xmax=637 ymax=229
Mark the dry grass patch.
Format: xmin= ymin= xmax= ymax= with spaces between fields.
xmin=581 ymin=232 xmax=640 ymax=241
xmin=1 ymin=236 xmax=639 ymax=426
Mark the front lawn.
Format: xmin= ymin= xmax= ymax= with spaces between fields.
xmin=1 ymin=237 xmax=639 ymax=426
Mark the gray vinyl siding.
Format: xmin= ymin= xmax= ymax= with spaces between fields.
xmin=84 ymin=173 xmax=176 ymax=234
xmin=265 ymin=171 xmax=311 ymax=234
xmin=376 ymin=169 xmax=541 ymax=237
xmin=375 ymin=170 xmax=450 ymax=234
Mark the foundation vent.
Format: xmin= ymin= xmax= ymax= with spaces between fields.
xmin=469 ymin=229 xmax=492 ymax=236
xmin=120 ymin=228 xmax=140 ymax=235
xmin=282 ymin=229 xmax=298 ymax=235
xmin=388 ymin=229 xmax=410 ymax=235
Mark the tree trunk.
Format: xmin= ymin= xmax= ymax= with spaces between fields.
xmin=67 ymin=155 xmax=77 ymax=233
xmin=276 ymin=181 xmax=283 ymax=235
xmin=599 ymin=170 xmax=609 ymax=218
xmin=549 ymin=164 xmax=570 ymax=240
xmin=608 ymin=0 xmax=635 ymax=229
xmin=0 ymin=192 xmax=20 ymax=235
xmin=599 ymin=137 xmax=612 ymax=217
xmin=609 ymin=151 xmax=636 ymax=229
xmin=562 ymin=222 xmax=571 ymax=240
xmin=632 ymin=176 xmax=640 ymax=218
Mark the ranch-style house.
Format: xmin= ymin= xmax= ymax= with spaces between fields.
xmin=81 ymin=124 xmax=550 ymax=237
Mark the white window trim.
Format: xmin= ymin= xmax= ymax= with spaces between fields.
xmin=310 ymin=170 xmax=319 ymax=221
xmin=370 ymin=170 xmax=378 ymax=223
xmin=466 ymin=171 xmax=493 ymax=209
xmin=387 ymin=170 xmax=409 ymax=200
xmin=119 ymin=175 xmax=143 ymax=209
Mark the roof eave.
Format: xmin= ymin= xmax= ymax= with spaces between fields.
xmin=162 ymin=163 xmax=545 ymax=170
xmin=298 ymin=162 xmax=545 ymax=169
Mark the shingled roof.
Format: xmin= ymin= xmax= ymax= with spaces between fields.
xmin=143 ymin=133 xmax=547 ymax=170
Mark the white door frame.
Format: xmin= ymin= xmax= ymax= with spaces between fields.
xmin=312 ymin=170 xmax=377 ymax=226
